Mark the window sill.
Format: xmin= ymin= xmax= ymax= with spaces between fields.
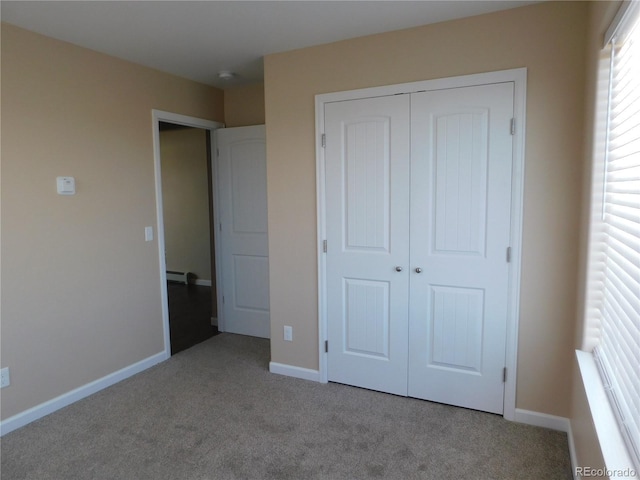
xmin=575 ymin=350 xmax=637 ymax=479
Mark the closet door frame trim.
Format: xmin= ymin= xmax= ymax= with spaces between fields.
xmin=314 ymin=68 xmax=527 ymax=421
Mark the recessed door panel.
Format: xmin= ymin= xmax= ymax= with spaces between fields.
xmin=430 ymin=285 xmax=484 ymax=372
xmin=433 ymin=111 xmax=488 ymax=256
xmin=344 ymin=119 xmax=391 ymax=252
xmin=233 ymin=254 xmax=270 ymax=312
xmin=344 ymin=278 xmax=390 ymax=358
xmin=230 ymin=143 xmax=268 ymax=234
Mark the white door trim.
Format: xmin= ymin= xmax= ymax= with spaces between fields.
xmin=314 ymin=68 xmax=527 ymax=421
xmin=151 ymin=110 xmax=224 ymax=356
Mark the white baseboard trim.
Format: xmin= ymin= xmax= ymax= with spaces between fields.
xmin=193 ymin=279 xmax=212 ymax=287
xmin=514 ymin=408 xmax=570 ymax=432
xmin=0 ymin=351 xmax=168 ymax=437
xmin=269 ymin=362 xmax=321 ymax=382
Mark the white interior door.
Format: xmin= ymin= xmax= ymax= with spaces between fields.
xmin=324 ymin=83 xmax=514 ymax=414
xmin=325 ymin=95 xmax=411 ymax=395
xmin=216 ymin=125 xmax=270 ymax=338
xmin=408 ymin=83 xmax=514 ymax=414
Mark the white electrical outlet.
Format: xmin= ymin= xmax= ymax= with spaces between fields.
xmin=0 ymin=367 xmax=10 ymax=388
xmin=284 ymin=325 xmax=293 ymax=342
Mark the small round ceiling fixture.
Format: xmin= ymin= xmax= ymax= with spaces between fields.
xmin=217 ymin=71 xmax=236 ymax=81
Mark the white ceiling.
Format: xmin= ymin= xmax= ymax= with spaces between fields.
xmin=1 ymin=1 xmax=539 ymax=88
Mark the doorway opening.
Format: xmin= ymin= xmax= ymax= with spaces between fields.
xmin=152 ymin=110 xmax=224 ymax=356
xmin=159 ymin=122 xmax=217 ymax=354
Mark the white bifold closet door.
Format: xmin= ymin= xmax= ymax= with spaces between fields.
xmin=325 ymin=82 xmax=514 ymax=414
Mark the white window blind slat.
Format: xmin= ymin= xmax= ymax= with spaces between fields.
xmin=605 ymin=215 xmax=640 ymax=240
xmin=613 ymin=76 xmax=636 ymax=102
xmin=606 ymin=156 xmax=640 ymax=171
xmin=601 ymin=332 xmax=640 ymax=403
xmin=600 ymin=335 xmax=638 ymax=390
xmin=609 ymin=122 xmax=640 ymax=146
xmin=610 ymin=78 xmax=638 ymax=115
xmin=605 ymin=203 xmax=640 ymax=223
xmin=606 ymin=237 xmax=640 ymax=286
xmin=612 ymin=60 xmax=636 ymax=93
xmin=602 ymin=275 xmax=638 ymax=329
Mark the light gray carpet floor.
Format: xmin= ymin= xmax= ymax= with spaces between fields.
xmin=1 ymin=333 xmax=572 ymax=479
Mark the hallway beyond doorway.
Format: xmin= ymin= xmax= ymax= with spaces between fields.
xmin=168 ymin=283 xmax=218 ymax=355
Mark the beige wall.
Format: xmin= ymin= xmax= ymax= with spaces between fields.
xmin=569 ymin=1 xmax=622 ymax=474
xmin=0 ymin=23 xmax=223 ymax=420
xmin=160 ymin=128 xmax=212 ymax=282
xmin=264 ymin=1 xmax=588 ymax=417
xmin=223 ymin=84 xmax=266 ymax=127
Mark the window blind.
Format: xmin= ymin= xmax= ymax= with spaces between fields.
xmin=593 ymin=1 xmax=640 ymax=468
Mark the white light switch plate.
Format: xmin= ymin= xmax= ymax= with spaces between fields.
xmin=0 ymin=367 xmax=10 ymax=388
xmin=284 ymin=325 xmax=293 ymax=341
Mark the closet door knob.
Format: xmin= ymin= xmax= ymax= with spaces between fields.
xmin=395 ymin=266 xmax=403 ymax=272
xmin=415 ymin=267 xmax=423 ymax=273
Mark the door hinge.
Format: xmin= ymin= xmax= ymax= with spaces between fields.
xmin=325 ymin=340 xmax=329 ymax=353
xmin=506 ymin=246 xmax=512 ymax=263
xmin=222 ymin=295 xmax=225 ymax=304
xmin=321 ymin=133 xmax=326 ymax=148
xmin=510 ymin=118 xmax=516 ymax=135
xmin=216 ymin=148 xmax=219 ymax=157
xmin=323 ymin=239 xmax=327 ymax=253
xmin=503 ymin=367 xmax=507 ymax=382
xmin=219 ymin=222 xmax=222 ymax=232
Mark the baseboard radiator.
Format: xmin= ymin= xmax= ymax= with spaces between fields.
xmin=166 ymin=271 xmax=190 ymax=285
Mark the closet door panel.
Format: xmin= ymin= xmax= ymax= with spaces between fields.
xmin=408 ymin=83 xmax=514 ymax=414
xmin=325 ymin=95 xmax=411 ymax=396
